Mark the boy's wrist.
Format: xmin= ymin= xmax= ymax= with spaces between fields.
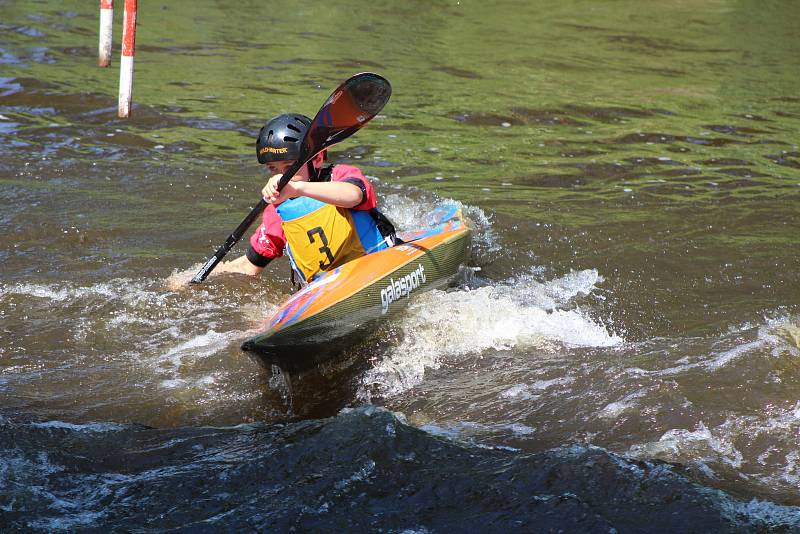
xmin=291 ymin=181 xmax=306 ymax=195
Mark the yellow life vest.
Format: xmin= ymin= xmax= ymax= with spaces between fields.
xmin=278 ymin=197 xmax=387 ymax=282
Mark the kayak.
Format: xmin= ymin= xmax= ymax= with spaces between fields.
xmin=241 ymin=203 xmax=473 ymax=373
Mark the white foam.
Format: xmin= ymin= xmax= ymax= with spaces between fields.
xmin=769 ymin=316 xmax=800 ymax=354
xmin=152 ymin=330 xmax=258 ymax=397
xmin=0 ymin=279 xmax=193 ymax=315
xmin=597 ymin=400 xmax=635 ymax=420
xmin=381 ymin=195 xmax=501 ymax=256
xmin=107 ymin=313 xmax=157 ymax=328
xmin=720 ymin=402 xmax=800 ymax=487
xmin=627 ymin=389 xmax=800 ymax=506
xmin=29 ymin=421 xmax=128 ymax=432
xmin=0 ymin=281 xmax=117 ymax=302
xmin=722 ymin=498 xmax=800 ymax=530
xmin=419 ymin=420 xmax=536 ymax=441
xmin=501 ymin=377 xmax=574 ymax=401
xmin=507 ymin=423 xmax=536 ymax=436
xmin=157 ymin=329 xmax=243 ymax=368
xmin=628 ymin=422 xmax=744 ymax=470
xmin=3 ymin=450 xmax=119 ymax=530
xmin=501 ymin=384 xmax=540 ymax=400
xmin=360 ymin=269 xmax=620 ymax=398
xmin=626 ymin=315 xmax=800 ymax=378
xmin=160 ymin=378 xmax=188 ymax=389
xmin=597 ymin=388 xmax=648 ymax=420
xmin=160 ymin=374 xmax=218 ymax=391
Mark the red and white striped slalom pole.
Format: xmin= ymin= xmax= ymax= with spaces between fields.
xmin=118 ymin=0 xmax=137 ymax=118
xmin=98 ymin=0 xmax=113 ymax=67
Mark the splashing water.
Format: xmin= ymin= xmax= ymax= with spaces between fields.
xmin=0 ymin=276 xmax=277 ymax=425
xmin=359 ymin=268 xmax=621 ymax=399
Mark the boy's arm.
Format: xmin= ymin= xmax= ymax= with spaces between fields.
xmin=292 ymin=180 xmax=363 ymax=207
xmin=212 ymin=254 xmax=265 ymax=276
xmin=210 ymin=204 xmax=283 ymax=277
xmin=263 ymin=175 xmax=363 ymax=208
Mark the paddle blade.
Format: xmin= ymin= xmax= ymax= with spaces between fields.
xmin=279 ymin=73 xmax=391 ymax=192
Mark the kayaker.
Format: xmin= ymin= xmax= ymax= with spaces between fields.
xmin=213 ymin=113 xmax=397 ymax=284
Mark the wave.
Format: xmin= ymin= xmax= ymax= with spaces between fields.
xmin=1 ymin=407 xmax=798 ymax=532
xmin=359 ymin=268 xmax=621 ymax=399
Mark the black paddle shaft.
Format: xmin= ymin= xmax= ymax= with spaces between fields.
xmin=190 ymin=199 xmax=267 ymax=284
xmin=190 ymin=73 xmax=391 ymax=284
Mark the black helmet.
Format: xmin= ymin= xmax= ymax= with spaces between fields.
xmin=256 ymin=113 xmax=311 ymax=164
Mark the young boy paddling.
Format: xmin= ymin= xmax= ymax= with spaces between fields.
xmin=214 ymin=113 xmax=396 ymax=283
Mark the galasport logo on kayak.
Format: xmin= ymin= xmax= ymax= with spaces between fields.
xmin=258 ymin=146 xmax=289 ymax=156
xmin=380 ymin=264 xmax=426 ymax=314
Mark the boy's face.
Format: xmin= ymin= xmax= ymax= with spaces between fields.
xmin=266 ymin=160 xmax=297 ymax=176
xmin=265 ymin=153 xmax=324 ymax=180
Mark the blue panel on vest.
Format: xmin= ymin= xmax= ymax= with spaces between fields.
xmin=352 ymin=210 xmax=389 ymax=254
xmin=276 ymin=196 xmax=325 ymax=221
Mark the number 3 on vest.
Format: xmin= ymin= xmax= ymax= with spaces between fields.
xmin=307 ymin=227 xmax=335 ymax=269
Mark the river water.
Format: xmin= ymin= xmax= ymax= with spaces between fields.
xmin=2 ymin=0 xmax=800 ymax=531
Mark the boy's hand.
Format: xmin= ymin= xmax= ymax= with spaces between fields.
xmin=263 ymin=174 xmax=302 ymax=204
